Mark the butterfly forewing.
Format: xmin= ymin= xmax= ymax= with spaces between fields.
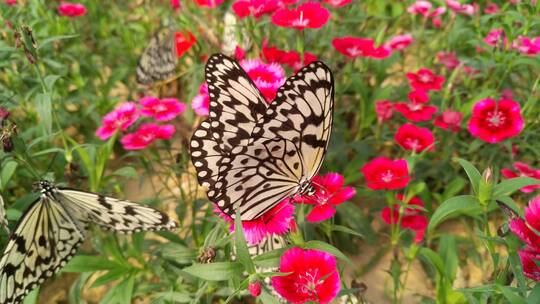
xmin=56 ymin=188 xmax=178 ymax=233
xmin=136 ymin=28 xmax=178 ymax=85
xmin=0 ymin=197 xmax=85 ymax=304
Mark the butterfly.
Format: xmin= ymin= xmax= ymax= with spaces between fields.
xmin=0 ymin=194 xmax=8 ymax=233
xmin=136 ymin=27 xmax=178 ymax=85
xmin=0 ymin=180 xmax=178 ymax=304
xmin=190 ymin=53 xmax=334 ymax=220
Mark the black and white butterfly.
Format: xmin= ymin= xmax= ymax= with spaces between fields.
xmin=0 ymin=180 xmax=178 ymax=304
xmin=136 ymin=27 xmax=178 ymax=85
xmin=191 ymin=54 xmax=334 ymax=220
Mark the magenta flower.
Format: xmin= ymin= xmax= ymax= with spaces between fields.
xmin=484 ymin=3 xmax=499 ymax=14
xmin=120 ymin=123 xmax=175 ymax=150
xmin=467 ymin=98 xmax=524 ymax=143
xmin=381 ymin=194 xmax=428 ymax=243
xmin=437 ymin=51 xmax=460 ymax=70
xmin=406 ymin=68 xmax=445 ymax=91
xmin=501 ymin=162 xmax=540 ymax=193
xmin=240 ymin=59 xmax=285 ymax=102
xmin=484 ymin=29 xmax=507 ymax=48
xmin=248 ymin=281 xmax=262 ymax=297
xmin=293 ymin=173 xmax=355 ymax=222
xmin=322 ymin=0 xmax=352 ymax=7
xmin=194 ymin=0 xmax=225 ymax=7
xmin=394 ymin=102 xmax=438 ymax=122
xmin=361 ymin=157 xmax=410 ymax=190
xmin=394 ymin=123 xmax=435 ymax=153
xmin=375 ymin=100 xmax=394 ymax=123
xmin=434 ymin=110 xmax=463 ymax=132
xmin=232 ymin=0 xmax=282 ymax=19
xmin=216 ymin=201 xmax=295 ymax=245
xmin=191 ymin=83 xmax=210 ymax=116
xmin=407 ymin=89 xmax=429 ymax=104
xmin=5 ymin=0 xmax=16 ymax=5
xmin=272 ymin=248 xmax=340 ymax=304
xmin=519 ymin=249 xmax=540 ymax=281
xmin=271 ymin=2 xmax=330 ymax=30
xmin=513 ymin=36 xmax=540 ymax=56
xmin=139 ymin=96 xmax=186 ymax=121
xmin=95 ymin=102 xmax=140 ymax=140
xmin=407 ymin=1 xmax=432 ymax=17
xmin=332 ymin=37 xmax=391 ymax=59
xmin=58 ymin=2 xmax=87 ymax=17
xmin=386 ymin=34 xmax=413 ymax=51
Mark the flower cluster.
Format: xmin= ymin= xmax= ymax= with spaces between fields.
xmin=96 ymin=97 xmax=184 ymax=150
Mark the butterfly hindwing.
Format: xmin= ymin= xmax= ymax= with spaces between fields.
xmin=136 ymin=28 xmax=178 ymax=85
xmin=0 ymin=197 xmax=85 ymax=304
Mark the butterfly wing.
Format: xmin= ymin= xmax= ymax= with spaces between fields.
xmin=0 ymin=197 xmax=85 ymax=304
xmin=252 ymin=61 xmax=334 ymax=180
xmin=136 ymin=28 xmax=178 ymax=85
xmin=55 ymin=189 xmax=178 ymax=233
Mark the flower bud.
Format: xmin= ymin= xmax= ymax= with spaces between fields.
xmin=248 ymin=281 xmax=261 ymax=297
xmin=478 ymin=167 xmax=493 ymax=206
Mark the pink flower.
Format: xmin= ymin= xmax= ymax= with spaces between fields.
xmin=394 ymin=123 xmax=435 ymax=152
xmin=437 ymin=51 xmax=460 ymax=70
xmin=191 ymin=83 xmax=210 ymax=116
xmin=484 ymin=3 xmax=499 ymax=14
xmin=386 ymin=34 xmax=413 ymax=51
xmin=361 ymin=157 xmax=410 ymax=190
xmin=406 ymin=68 xmax=445 ymax=91
xmin=139 ymin=96 xmax=186 ymax=121
xmin=322 ymin=0 xmax=352 ymax=7
xmin=518 ymin=249 xmax=540 ymax=281
xmin=271 ymin=2 xmax=330 ymax=30
xmin=509 ymin=197 xmax=540 ymax=252
xmin=381 ymin=194 xmax=428 ymax=243
xmin=232 ymin=0 xmax=282 ymax=19
xmin=446 ymin=0 xmax=462 ymax=11
xmin=240 ymin=59 xmax=285 ymax=102
xmin=484 ymin=29 xmax=507 ymax=48
xmin=394 ymin=102 xmax=438 ymax=122
xmin=194 ymin=0 xmax=225 ymax=7
xmin=272 ymin=248 xmax=340 ymax=304
xmin=408 ymin=89 xmax=429 ymax=104
xmin=5 ymin=0 xmax=16 ymax=6
xmin=248 ymin=281 xmax=262 ymax=297
xmin=459 ymin=3 xmax=477 ymax=15
xmin=120 ymin=123 xmax=175 ymax=150
xmin=332 ymin=37 xmax=390 ymax=59
xmin=407 ymin=1 xmax=432 ymax=17
xmin=429 ymin=6 xmax=446 ymax=18
xmin=467 ymin=98 xmax=524 ymax=143
xmin=95 ymin=102 xmax=140 ymax=140
xmin=293 ymin=173 xmax=355 ymax=222
xmin=501 ymin=162 xmax=540 ymax=193
xmin=514 ymin=36 xmax=540 ymax=56
xmin=434 ymin=110 xmax=463 ymax=132
xmin=170 ymin=0 xmax=180 ymax=9
xmin=216 ymin=201 xmax=295 ymax=245
xmin=375 ymin=100 xmax=394 ymax=123
xmin=58 ymin=2 xmax=87 ymax=17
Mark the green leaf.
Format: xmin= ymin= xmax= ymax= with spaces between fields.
xmin=35 ymin=93 xmax=52 ymax=135
xmin=160 ymin=243 xmax=196 ymax=263
xmin=23 ymin=287 xmax=39 ymax=304
xmin=259 ymin=289 xmax=280 ymax=304
xmin=419 ymin=248 xmax=445 ymax=275
xmin=304 ymin=240 xmax=352 ymax=265
xmin=91 ymin=268 xmax=127 ymax=288
xmin=234 ymin=209 xmax=256 ymax=274
xmin=43 ymin=75 xmax=60 ymax=92
xmin=331 ymin=224 xmax=364 ymax=238
xmin=253 ymin=248 xmax=286 ymax=269
xmin=527 ymin=282 xmax=540 ymax=304
xmin=62 ymin=255 xmax=121 ymax=272
xmin=182 ymin=262 xmax=243 ymax=281
xmin=154 ymin=292 xmax=192 ymax=303
xmin=427 ymin=195 xmax=481 ymax=234
xmin=0 ymin=160 xmax=18 ymax=190
xmin=493 ymin=177 xmax=540 ymax=198
xmin=37 ymin=34 xmax=79 ymax=50
xmin=497 ymin=285 xmax=526 ymax=304
xmin=112 ymin=166 xmax=138 ymax=179
xmin=454 ymin=158 xmax=481 ymax=194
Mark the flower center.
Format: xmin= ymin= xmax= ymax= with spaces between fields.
xmin=295 ymin=268 xmax=322 ymax=297
xmin=405 ymin=138 xmax=420 ymax=150
xmin=346 ymin=47 xmax=362 ymax=56
xmin=419 ymin=73 xmax=433 ymax=83
xmin=381 ymin=170 xmax=394 ymax=183
xmin=408 ymin=103 xmax=423 ymax=111
xmin=154 ymin=104 xmax=167 ymax=113
xmin=487 ymin=110 xmax=506 ymax=127
xmin=292 ymin=11 xmax=309 ymax=27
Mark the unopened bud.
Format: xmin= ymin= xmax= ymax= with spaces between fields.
xmin=2 ymin=138 xmax=13 ymax=152
xmin=248 ymin=281 xmax=261 ymax=297
xmin=0 ymin=107 xmax=9 ymax=120
xmin=478 ymin=167 xmax=494 ymax=206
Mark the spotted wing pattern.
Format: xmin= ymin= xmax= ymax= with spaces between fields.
xmin=136 ymin=28 xmax=178 ymax=85
xmin=0 ymin=197 xmax=84 ymax=304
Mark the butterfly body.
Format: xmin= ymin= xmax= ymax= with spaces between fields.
xmin=191 ymin=54 xmax=334 ymax=221
xmin=0 ymin=181 xmax=177 ymax=303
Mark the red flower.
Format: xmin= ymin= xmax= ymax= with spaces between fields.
xmin=375 ymin=100 xmax=394 ymax=123
xmin=234 ymin=45 xmax=246 ymax=60
xmin=120 ymin=123 xmax=175 ymax=150
xmin=194 ymin=0 xmax=224 ymax=7
xmin=170 ymin=0 xmax=180 ymax=9
xmin=406 ymin=68 xmax=445 ymax=91
xmin=484 ymin=29 xmax=507 ymax=48
xmin=407 ymin=89 xmax=429 ymax=104
xmin=272 ymin=248 xmax=340 ymax=304
xmin=293 ymin=173 xmax=356 ymax=222
xmin=386 ymin=34 xmax=413 ymax=51
xmin=381 ymin=194 xmax=428 ymax=243
xmin=261 ymin=42 xmax=316 ymax=70
xmin=518 ymin=249 xmax=540 ymax=281
xmin=175 ymin=31 xmax=196 ymax=58
xmin=5 ymin=0 xmax=16 ymax=5
xmin=322 ymin=0 xmax=352 ymax=7
xmin=509 ymin=197 xmax=540 ymax=252
xmin=394 ymin=123 xmax=435 ymax=152
xmin=437 ymin=51 xmax=460 ymax=70
xmin=394 ymin=102 xmax=438 ymax=122
xmin=434 ymin=110 xmax=462 ymax=132
xmin=332 ymin=37 xmax=390 ymax=59
xmin=467 ymin=98 xmax=524 ymax=143
xmin=58 ymin=2 xmax=87 ymax=17
xmin=248 ymin=281 xmax=262 ymax=297
xmin=139 ymin=96 xmax=186 ymax=121
xmin=271 ymin=2 xmax=330 ymax=30
xmin=513 ymin=36 xmax=540 ymax=56
xmin=484 ymin=3 xmax=499 ymax=14
xmin=232 ymin=0 xmax=281 ymax=19
xmin=361 ymin=157 xmax=410 ymax=190
xmin=216 ymin=201 xmax=295 ymax=245
xmin=501 ymin=162 xmax=540 ymax=193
